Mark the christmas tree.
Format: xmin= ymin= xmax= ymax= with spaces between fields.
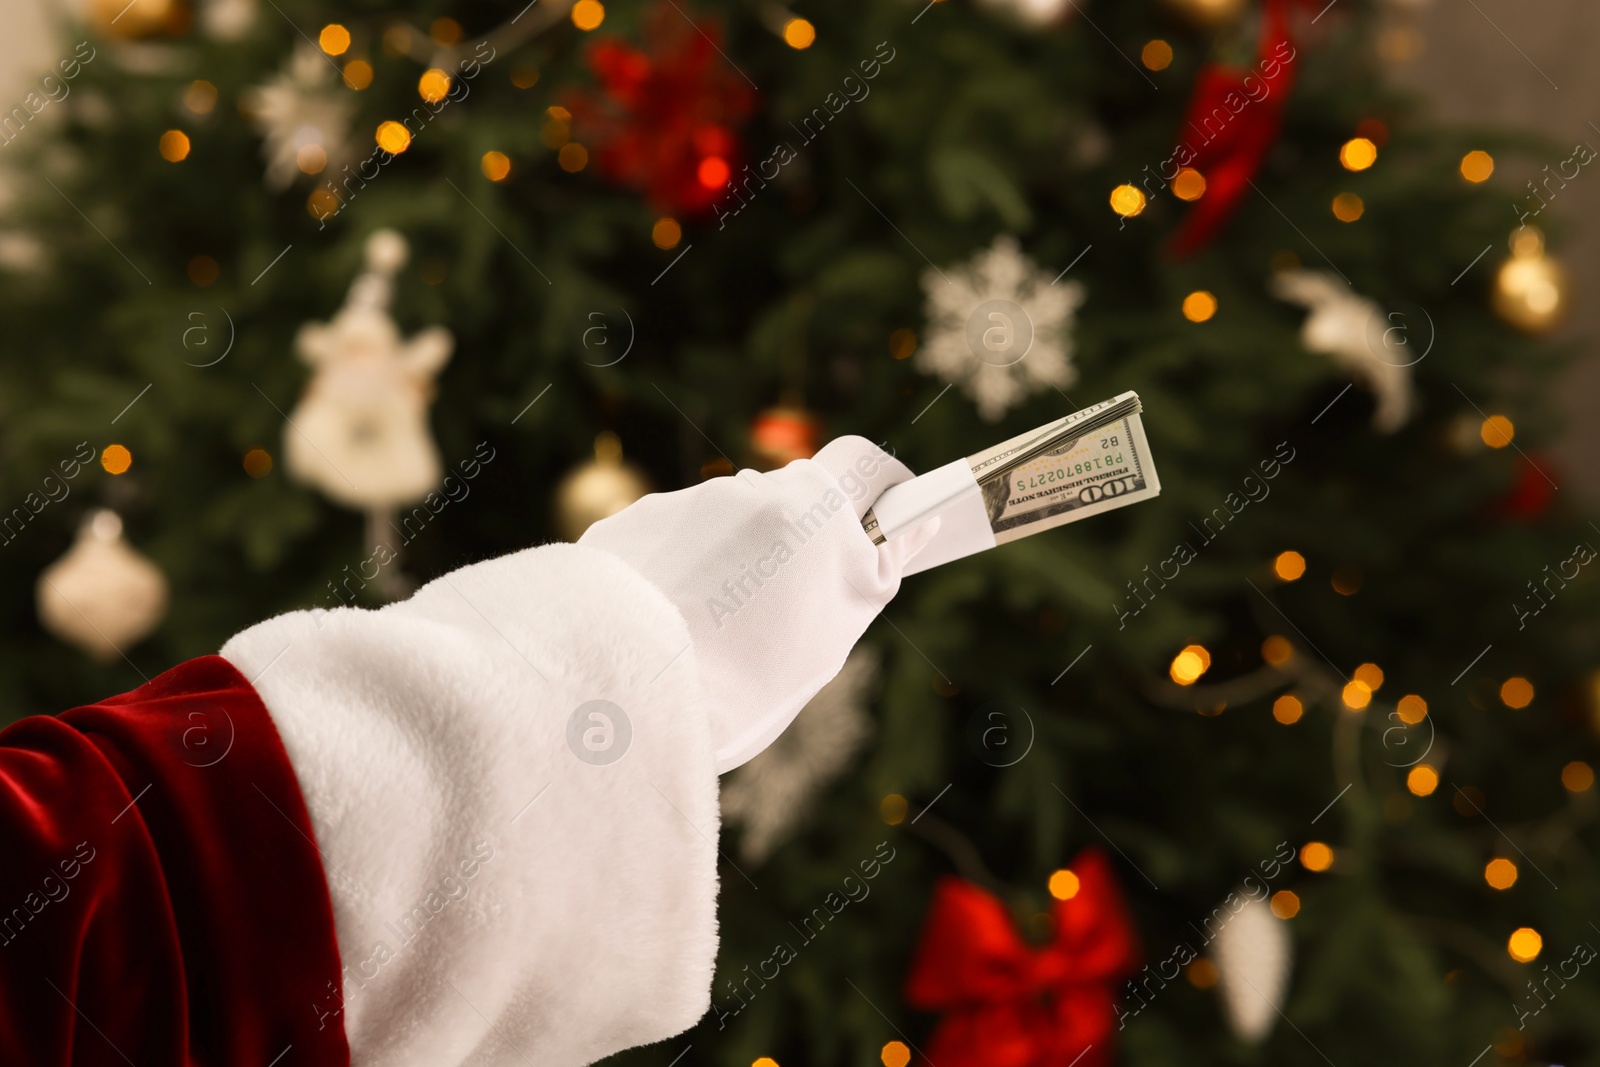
xmin=4 ymin=0 xmax=1599 ymax=1063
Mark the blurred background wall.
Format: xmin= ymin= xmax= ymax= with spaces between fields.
xmin=1 ymin=0 xmax=1597 ymax=496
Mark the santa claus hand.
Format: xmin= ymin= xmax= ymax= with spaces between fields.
xmin=579 ymin=436 xmax=939 ymax=773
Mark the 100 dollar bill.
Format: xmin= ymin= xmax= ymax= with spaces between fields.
xmin=862 ymin=392 xmax=1160 ymax=567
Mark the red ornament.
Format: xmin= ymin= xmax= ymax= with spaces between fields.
xmin=565 ymin=4 xmax=755 ymax=217
xmin=904 ymin=850 xmax=1139 ymax=1067
xmin=1497 ymin=453 xmax=1557 ymax=521
xmin=749 ymin=405 xmax=820 ymax=467
xmin=1169 ymin=0 xmax=1298 ymax=256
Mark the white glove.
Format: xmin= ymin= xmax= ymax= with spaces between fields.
xmin=579 ymin=436 xmax=939 ymax=773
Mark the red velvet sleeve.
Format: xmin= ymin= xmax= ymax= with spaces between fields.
xmin=0 ymin=654 xmax=350 ymax=1067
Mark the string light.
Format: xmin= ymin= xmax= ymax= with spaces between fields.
xmin=1272 ymin=694 xmax=1303 ymax=724
xmin=1186 ymin=958 xmax=1219 ymax=988
xmin=572 ymin=0 xmax=606 ymax=30
xmin=1500 ymin=677 xmax=1534 ymax=709
xmin=1047 ymin=868 xmax=1081 ymax=900
xmin=752 ymin=1059 xmax=780 ymax=1067
xmin=307 ymin=187 xmax=341 ymax=220
xmin=183 ymin=80 xmax=217 ymax=114
xmin=375 ymin=121 xmax=412 ymax=154
xmin=1484 ymin=858 xmax=1518 ymax=890
xmin=1339 ymin=137 xmax=1377 ymax=171
xmin=1480 ymin=415 xmax=1514 ymax=448
xmin=481 ymin=151 xmax=512 ymax=182
xmin=1109 ymin=184 xmax=1147 ymax=218
xmin=1141 ymin=39 xmax=1173 ymax=70
xmin=889 ymin=328 xmax=917 ymax=360
xmin=1407 ymin=764 xmax=1439 ymax=796
xmin=1170 ymin=644 xmax=1211 ymax=685
xmin=1182 ymin=290 xmax=1217 ymax=322
xmin=1270 ymin=890 xmax=1300 ymax=919
xmin=243 ymin=448 xmax=273 ymax=478
xmin=1461 ymin=150 xmax=1494 ymax=183
xmin=697 ymin=157 xmax=731 ymax=189
xmin=187 ymin=255 xmax=219 ymax=286
xmin=1332 ymin=192 xmax=1364 ymax=222
xmin=160 ymin=130 xmax=191 ymax=162
xmin=318 ymin=23 xmax=351 ymax=55
xmin=418 ymin=68 xmax=451 ymax=103
xmin=1562 ymin=760 xmax=1595 ymax=792
xmin=782 ymin=17 xmax=816 ymax=49
xmin=512 ymin=66 xmax=540 ymax=89
xmin=342 ymin=60 xmax=373 ymax=90
xmin=1353 ymin=663 xmax=1383 ymax=691
xmin=558 ymin=143 xmax=589 ymax=172
xmin=1274 ymin=550 xmax=1306 ymax=580
xmin=881 ymin=1042 xmax=911 ymax=1067
xmin=429 ymin=17 xmax=462 ymax=44
xmin=297 ymin=144 xmax=328 ymax=174
xmin=1301 ymin=842 xmax=1333 ymax=872
xmin=1342 ymin=680 xmax=1372 ymax=710
xmin=1507 ymin=927 xmax=1542 ymax=963
xmin=1397 ymin=694 xmax=1427 ymax=724
xmin=101 ymin=444 xmax=133 ymax=475
xmin=1261 ymin=635 xmax=1292 ymax=666
xmin=652 ymin=218 xmax=682 ymax=249
xmin=1171 ymin=167 xmax=1205 ymax=201
xmin=880 ymin=794 xmax=908 ymax=825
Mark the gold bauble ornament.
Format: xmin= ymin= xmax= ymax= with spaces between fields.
xmin=554 ymin=432 xmax=651 ymax=541
xmin=88 ymin=0 xmax=184 ymax=38
xmin=1492 ymin=228 xmax=1569 ymax=335
xmin=37 ymin=510 xmax=169 ymax=662
xmin=1160 ymin=0 xmax=1248 ymax=30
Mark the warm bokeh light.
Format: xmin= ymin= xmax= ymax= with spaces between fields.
xmin=1397 ymin=694 xmax=1427 ymax=724
xmin=1354 ymin=663 xmax=1384 ymax=691
xmin=881 ymin=1043 xmax=911 ymax=1067
xmin=342 ymin=59 xmax=373 ymax=90
xmin=1171 ymin=167 xmax=1206 ymax=201
xmin=418 ymin=68 xmax=451 ymax=103
xmin=307 ymin=187 xmax=341 ymax=220
xmin=1170 ymin=644 xmax=1211 ymax=685
xmin=1048 ymin=868 xmax=1081 ymax=900
xmin=184 ymin=80 xmax=217 ymax=114
xmin=1562 ymin=760 xmax=1595 ymax=792
xmin=1500 ymin=676 xmax=1534 ymax=709
xmin=1331 ymin=565 xmax=1363 ymax=596
xmin=429 ymin=17 xmax=462 ymax=44
xmin=652 ymin=217 xmax=682 ymax=249
xmin=1141 ymin=39 xmax=1173 ymax=70
xmin=1332 ymin=192 xmax=1365 ymax=222
xmin=889 ymin=328 xmax=917 ymax=360
xmin=1110 ymin=184 xmax=1147 ymax=217
xmin=482 ymin=151 xmax=512 ymax=182
xmin=1461 ymin=150 xmax=1494 ymax=183
xmin=1274 ymin=550 xmax=1306 ymax=581
xmin=1261 ymin=635 xmax=1293 ymax=667
xmin=1342 ymin=680 xmax=1372 ymax=710
xmin=319 ymin=23 xmax=351 ymax=55
xmin=697 ymin=156 xmax=730 ymax=189
xmin=101 ymin=444 xmax=133 ymax=475
xmin=375 ymin=120 xmax=412 ymax=154
xmin=1408 ymin=764 xmax=1440 ymax=796
xmin=1270 ymin=890 xmax=1300 ymax=919
xmin=1480 ymin=415 xmax=1514 ymax=448
xmin=187 ymin=255 xmax=219 ymax=286
xmin=243 ymin=448 xmax=273 ymax=478
xmin=160 ymin=129 xmax=190 ymax=162
xmin=880 ymin=793 xmax=908 ymax=825
xmin=752 ymin=1059 xmax=779 ymax=1067
xmin=1272 ymin=694 xmax=1303 ymax=724
xmin=297 ymin=144 xmax=327 ymax=174
xmin=782 ymin=17 xmax=816 ymax=49
xmin=511 ymin=66 xmax=540 ymax=89
xmin=1182 ymin=290 xmax=1217 ymax=322
xmin=1485 ymin=858 xmax=1518 ymax=890
xmin=1340 ymin=137 xmax=1378 ymax=171
xmin=1508 ymin=927 xmax=1542 ymax=963
xmin=1186 ymin=958 xmax=1219 ymax=988
xmin=1301 ymin=842 xmax=1334 ymax=872
xmin=572 ymin=0 xmax=606 ymax=30
xmin=559 ymin=143 xmax=589 ymax=172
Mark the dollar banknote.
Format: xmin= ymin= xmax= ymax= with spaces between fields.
xmin=863 ymin=391 xmax=1160 ymax=550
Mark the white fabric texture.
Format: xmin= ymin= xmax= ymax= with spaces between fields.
xmin=579 ymin=436 xmax=938 ymax=772
xmin=221 ymin=543 xmax=720 ymax=1067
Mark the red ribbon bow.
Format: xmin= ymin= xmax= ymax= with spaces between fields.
xmin=904 ymin=850 xmax=1139 ymax=1067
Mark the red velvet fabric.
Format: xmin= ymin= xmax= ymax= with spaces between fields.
xmin=0 ymin=655 xmax=349 ymax=1067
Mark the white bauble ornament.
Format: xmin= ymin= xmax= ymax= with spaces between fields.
xmin=722 ymin=647 xmax=878 ymax=863
xmin=201 ymin=0 xmax=256 ymax=39
xmin=977 ymin=0 xmax=1073 ymax=27
xmin=1211 ymin=895 xmax=1294 ymax=1042
xmin=918 ymin=236 xmax=1085 ymax=422
xmin=1270 ymin=268 xmax=1414 ymax=433
xmin=37 ymin=510 xmax=168 ymax=662
xmin=284 ymin=229 xmax=453 ymax=511
xmin=553 ymin=433 xmax=651 ymax=542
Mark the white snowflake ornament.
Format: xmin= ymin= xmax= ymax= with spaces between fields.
xmin=1271 ymin=268 xmax=1414 ymax=433
xmin=284 ymin=230 xmax=454 ymax=510
xmin=722 ymin=648 xmax=878 ymax=864
xmin=243 ymin=44 xmax=354 ymax=189
xmin=918 ymin=236 xmax=1085 ymax=422
xmin=1212 ymin=894 xmax=1294 ymax=1043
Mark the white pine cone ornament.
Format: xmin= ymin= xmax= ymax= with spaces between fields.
xmin=1211 ymin=893 xmax=1294 ymax=1042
